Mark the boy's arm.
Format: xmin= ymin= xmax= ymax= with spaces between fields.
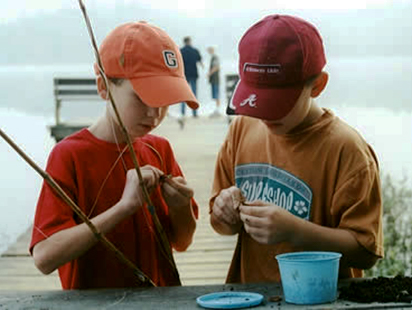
xmin=291 ymin=218 xmax=379 ymax=269
xmin=210 ymin=120 xmax=243 ymax=235
xmin=33 ymin=199 xmax=134 ymax=274
xmin=239 ymin=162 xmax=383 ymax=271
xmin=161 ymin=177 xmax=196 ymax=252
xmin=240 ymin=203 xmax=378 ymax=269
xmin=32 ymin=166 xmax=160 ymax=275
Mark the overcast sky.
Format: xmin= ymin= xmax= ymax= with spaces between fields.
xmin=1 ymin=0 xmax=411 ymax=21
xmin=0 ymin=0 xmax=411 ymax=65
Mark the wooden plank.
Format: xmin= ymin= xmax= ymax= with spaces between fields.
xmin=0 ymin=257 xmax=44 ymax=276
xmin=1 ymin=228 xmax=31 ymax=257
xmin=0 ymin=276 xmax=60 ymax=291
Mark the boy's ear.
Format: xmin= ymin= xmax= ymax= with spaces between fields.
xmin=311 ymin=72 xmax=329 ymax=98
xmin=96 ymin=75 xmax=108 ymax=100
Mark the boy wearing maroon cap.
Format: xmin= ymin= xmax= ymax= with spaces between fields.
xmin=210 ymin=15 xmax=383 ymax=283
xmin=30 ymin=22 xmax=199 ymax=289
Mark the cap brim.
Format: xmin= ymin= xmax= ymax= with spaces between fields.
xmin=130 ymin=76 xmax=199 ymax=109
xmin=228 ymin=79 xmax=303 ymax=121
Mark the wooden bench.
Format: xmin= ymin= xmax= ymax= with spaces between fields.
xmin=50 ymin=75 xmax=241 ymax=141
xmin=50 ymin=77 xmax=100 ymax=142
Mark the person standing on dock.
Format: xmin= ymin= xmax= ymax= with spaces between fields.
xmin=30 ymin=21 xmax=199 ymax=289
xmin=210 ymin=14 xmax=383 ymax=284
xmin=178 ymin=36 xmax=203 ymax=127
xmin=207 ymin=46 xmax=221 ymax=117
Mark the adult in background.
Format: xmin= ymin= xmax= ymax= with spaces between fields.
xmin=179 ymin=36 xmax=203 ymax=124
xmin=207 ymin=46 xmax=221 ymax=117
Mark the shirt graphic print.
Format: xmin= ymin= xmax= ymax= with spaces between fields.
xmin=235 ymin=163 xmax=312 ymax=220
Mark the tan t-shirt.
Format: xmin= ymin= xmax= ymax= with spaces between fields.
xmin=210 ymin=109 xmax=383 ymax=283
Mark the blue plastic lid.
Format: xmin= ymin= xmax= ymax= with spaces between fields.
xmin=196 ymin=291 xmax=264 ymax=309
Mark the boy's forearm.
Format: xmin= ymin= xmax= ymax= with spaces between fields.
xmin=291 ymin=218 xmax=378 ymax=270
xmin=169 ymin=202 xmax=196 ymax=252
xmin=33 ymin=202 xmax=131 ymax=275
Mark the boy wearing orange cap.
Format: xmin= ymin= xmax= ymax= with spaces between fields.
xmin=30 ymin=22 xmax=199 ymax=289
xmin=210 ymin=15 xmax=383 ymax=283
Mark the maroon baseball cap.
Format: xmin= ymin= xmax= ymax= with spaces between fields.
xmin=228 ymin=14 xmax=326 ymax=120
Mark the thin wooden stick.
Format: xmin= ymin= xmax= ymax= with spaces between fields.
xmin=0 ymin=128 xmax=155 ymax=287
xmin=77 ymin=0 xmax=180 ymax=282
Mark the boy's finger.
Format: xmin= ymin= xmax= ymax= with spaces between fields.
xmin=239 ymin=205 xmax=268 ymax=217
xmin=246 ymin=200 xmax=272 ymax=207
xmin=169 ymin=176 xmax=186 ymax=185
xmin=214 ymin=197 xmax=238 ymax=224
xmin=162 ymin=179 xmax=193 ymax=198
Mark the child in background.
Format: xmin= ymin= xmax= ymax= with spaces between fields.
xmin=210 ymin=14 xmax=383 ymax=283
xmin=30 ymin=21 xmax=199 ymax=289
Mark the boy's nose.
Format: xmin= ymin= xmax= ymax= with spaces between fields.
xmin=146 ymin=107 xmax=160 ymax=118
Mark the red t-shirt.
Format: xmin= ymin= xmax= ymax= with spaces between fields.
xmin=30 ymin=129 xmax=198 ymax=289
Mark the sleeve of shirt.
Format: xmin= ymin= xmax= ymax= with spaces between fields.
xmin=30 ymin=143 xmax=78 ymax=254
xmin=209 ymin=120 xmax=237 ymax=213
xmin=331 ymin=158 xmax=384 ymax=258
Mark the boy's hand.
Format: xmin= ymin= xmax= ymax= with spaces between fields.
xmin=212 ymin=186 xmax=243 ymax=226
xmin=239 ymin=201 xmax=297 ymax=245
xmin=118 ymin=165 xmax=162 ymax=215
xmin=161 ymin=176 xmax=193 ymax=209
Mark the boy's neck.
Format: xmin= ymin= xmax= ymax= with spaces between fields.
xmin=288 ymin=101 xmax=324 ymax=135
xmin=88 ymin=113 xmax=127 ymax=144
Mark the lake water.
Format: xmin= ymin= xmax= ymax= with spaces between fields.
xmin=0 ymin=57 xmax=411 ymax=254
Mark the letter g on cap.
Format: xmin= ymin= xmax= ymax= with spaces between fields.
xmin=163 ymin=50 xmax=178 ymax=68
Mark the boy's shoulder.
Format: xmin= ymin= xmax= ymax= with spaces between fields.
xmin=140 ymin=133 xmax=171 ymax=148
xmin=52 ymin=128 xmax=88 ymax=149
xmin=229 ymin=115 xmax=261 ymax=130
xmin=44 ymin=129 xmax=92 ymax=169
xmin=228 ymin=115 xmax=265 ymax=138
xmin=138 ymin=133 xmax=175 ymax=155
xmin=326 ymin=112 xmax=370 ymax=147
xmin=322 ymin=110 xmax=379 ymax=168
xmin=230 ymin=110 xmax=371 ymax=150
xmin=53 ymin=131 xmax=172 ymax=153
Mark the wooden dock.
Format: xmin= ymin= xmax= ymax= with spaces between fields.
xmin=0 ymin=115 xmax=237 ymax=290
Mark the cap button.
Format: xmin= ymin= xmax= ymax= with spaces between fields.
xmin=272 ymin=15 xmax=279 ymax=19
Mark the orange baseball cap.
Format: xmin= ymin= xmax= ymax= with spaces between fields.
xmin=95 ymin=21 xmax=199 ymax=110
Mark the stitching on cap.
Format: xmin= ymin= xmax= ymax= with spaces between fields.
xmin=258 ymin=19 xmax=272 ymax=64
xmin=282 ymin=17 xmax=306 ymax=81
xmin=124 ymin=30 xmax=135 ymax=77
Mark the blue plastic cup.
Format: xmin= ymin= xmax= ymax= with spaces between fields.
xmin=276 ymin=251 xmax=342 ymax=305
